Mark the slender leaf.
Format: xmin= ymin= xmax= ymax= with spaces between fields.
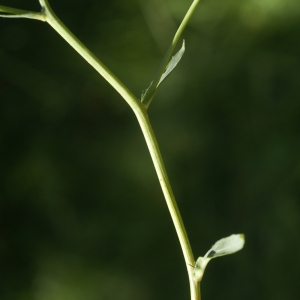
xmin=157 ymin=39 xmax=185 ymax=86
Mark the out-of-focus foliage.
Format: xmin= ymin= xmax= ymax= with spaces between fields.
xmin=0 ymin=0 xmax=299 ymax=299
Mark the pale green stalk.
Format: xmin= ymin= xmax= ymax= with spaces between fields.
xmin=1 ymin=1 xmax=201 ymax=299
xmin=0 ymin=5 xmax=35 ymax=15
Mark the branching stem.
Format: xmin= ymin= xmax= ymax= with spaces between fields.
xmin=1 ymin=1 xmax=201 ymax=299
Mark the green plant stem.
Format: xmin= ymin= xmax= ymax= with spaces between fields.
xmin=0 ymin=5 xmax=45 ymax=20
xmin=142 ymin=0 xmax=201 ymax=108
xmin=0 ymin=5 xmax=33 ymax=15
xmin=39 ymin=1 xmax=200 ymax=298
xmin=1 ymin=1 xmax=201 ymax=299
xmin=39 ymin=0 xmax=140 ymax=113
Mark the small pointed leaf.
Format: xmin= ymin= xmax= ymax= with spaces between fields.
xmin=157 ymin=39 xmax=185 ymax=86
xmin=140 ymin=40 xmax=186 ymax=104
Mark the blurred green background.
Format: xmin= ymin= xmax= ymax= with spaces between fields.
xmin=1 ymin=0 xmax=300 ymax=299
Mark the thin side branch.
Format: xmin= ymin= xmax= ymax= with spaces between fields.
xmin=0 ymin=5 xmax=45 ymax=21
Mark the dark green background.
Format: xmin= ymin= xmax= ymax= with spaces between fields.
xmin=1 ymin=0 xmax=300 ymax=299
